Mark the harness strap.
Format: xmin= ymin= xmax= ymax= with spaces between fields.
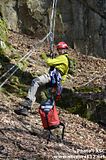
xmin=59 ymin=122 xmax=65 ymax=140
xmin=65 ymin=55 xmax=70 ymax=68
xmin=49 ymin=68 xmax=63 ymax=97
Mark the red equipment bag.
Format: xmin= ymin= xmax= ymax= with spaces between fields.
xmin=39 ymin=102 xmax=60 ymax=129
xmin=39 ymin=99 xmax=65 ymax=141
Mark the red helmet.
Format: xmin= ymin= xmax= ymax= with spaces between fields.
xmin=57 ymin=42 xmax=68 ymax=49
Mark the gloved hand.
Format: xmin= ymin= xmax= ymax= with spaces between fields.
xmin=41 ymin=53 xmax=47 ymax=60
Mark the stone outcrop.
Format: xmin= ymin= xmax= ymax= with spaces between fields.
xmin=0 ymin=0 xmax=106 ymax=57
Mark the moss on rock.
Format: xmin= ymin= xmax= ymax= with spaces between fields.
xmin=0 ymin=18 xmax=8 ymax=42
xmin=0 ymin=18 xmax=13 ymax=55
xmin=58 ymin=86 xmax=106 ymax=124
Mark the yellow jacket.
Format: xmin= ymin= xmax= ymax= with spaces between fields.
xmin=44 ymin=54 xmax=69 ymax=83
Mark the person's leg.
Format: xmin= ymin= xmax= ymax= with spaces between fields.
xmin=27 ymin=73 xmax=50 ymax=102
xmin=15 ymin=73 xmax=50 ymax=115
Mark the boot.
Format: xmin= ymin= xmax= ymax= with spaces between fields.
xmin=15 ymin=98 xmax=33 ymax=116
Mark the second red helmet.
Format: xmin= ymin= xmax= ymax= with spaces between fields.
xmin=57 ymin=42 xmax=68 ymax=49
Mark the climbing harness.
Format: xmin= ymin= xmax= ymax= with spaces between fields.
xmin=49 ymin=68 xmax=63 ymax=100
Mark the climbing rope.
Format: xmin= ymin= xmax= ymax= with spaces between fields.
xmin=52 ymin=0 xmax=57 ymax=49
xmin=49 ymin=0 xmax=57 ymax=54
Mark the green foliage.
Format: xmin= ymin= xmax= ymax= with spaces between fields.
xmin=10 ymin=53 xmax=29 ymax=71
xmin=77 ymin=86 xmax=102 ymax=93
xmin=0 ymin=46 xmax=3 ymax=53
xmin=66 ymin=97 xmax=87 ymax=118
xmin=17 ymin=60 xmax=29 ymax=71
xmin=0 ymin=18 xmax=13 ymax=54
xmin=10 ymin=53 xmax=21 ymax=60
xmin=0 ymin=51 xmax=31 ymax=98
xmin=10 ymin=76 xmax=20 ymax=85
xmin=2 ymin=75 xmax=29 ymax=97
xmin=0 ymin=19 xmax=32 ymax=98
xmin=58 ymin=86 xmax=104 ymax=123
xmin=0 ymin=18 xmax=8 ymax=42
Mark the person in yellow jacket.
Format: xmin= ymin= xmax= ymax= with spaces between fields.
xmin=15 ymin=42 xmax=69 ymax=116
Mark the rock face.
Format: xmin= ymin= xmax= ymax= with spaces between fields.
xmin=0 ymin=0 xmax=106 ymax=58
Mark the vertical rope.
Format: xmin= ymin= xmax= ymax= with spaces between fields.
xmin=49 ymin=0 xmax=58 ymax=54
xmin=49 ymin=0 xmax=56 ymax=34
xmin=52 ymin=0 xmax=57 ymax=49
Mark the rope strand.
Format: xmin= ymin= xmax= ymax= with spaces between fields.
xmin=49 ymin=0 xmax=57 ymax=53
xmin=0 ymin=49 xmax=34 ymax=81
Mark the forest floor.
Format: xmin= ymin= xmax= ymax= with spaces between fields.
xmin=0 ymin=31 xmax=106 ymax=159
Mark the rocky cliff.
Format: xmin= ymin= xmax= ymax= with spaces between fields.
xmin=0 ymin=0 xmax=106 ymax=57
